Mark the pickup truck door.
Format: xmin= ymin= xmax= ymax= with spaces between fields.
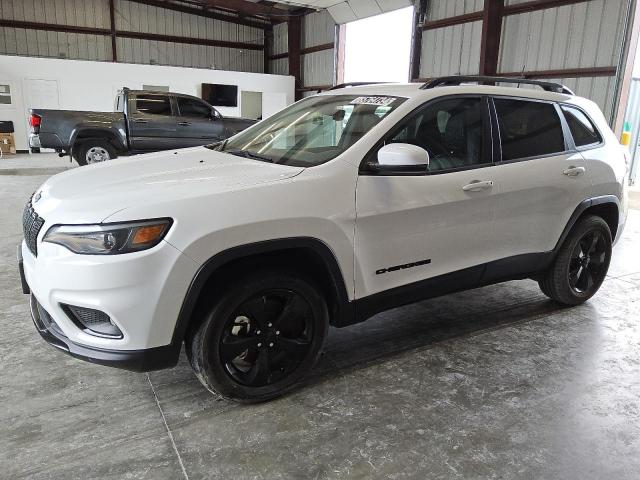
xmin=174 ymin=96 xmax=226 ymax=147
xmin=128 ymin=93 xmax=179 ymax=152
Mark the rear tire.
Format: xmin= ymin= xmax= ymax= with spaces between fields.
xmin=538 ymin=215 xmax=612 ymax=305
xmin=186 ymin=270 xmax=329 ymax=403
xmin=72 ymin=140 xmax=117 ymax=166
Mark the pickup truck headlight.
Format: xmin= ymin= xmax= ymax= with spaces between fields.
xmin=43 ymin=219 xmax=172 ymax=255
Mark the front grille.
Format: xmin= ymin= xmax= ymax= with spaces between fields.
xmin=22 ymin=197 xmax=45 ymax=257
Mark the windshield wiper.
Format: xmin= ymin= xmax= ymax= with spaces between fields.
xmin=225 ymin=149 xmax=274 ymax=163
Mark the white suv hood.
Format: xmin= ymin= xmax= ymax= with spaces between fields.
xmin=33 ymin=147 xmax=304 ymax=223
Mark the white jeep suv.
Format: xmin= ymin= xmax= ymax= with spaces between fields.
xmin=19 ymin=76 xmax=629 ymax=402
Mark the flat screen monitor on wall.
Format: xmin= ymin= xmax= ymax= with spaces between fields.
xmin=202 ymin=83 xmax=238 ymax=107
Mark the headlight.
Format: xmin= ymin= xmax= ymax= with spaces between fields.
xmin=43 ymin=219 xmax=172 ymax=255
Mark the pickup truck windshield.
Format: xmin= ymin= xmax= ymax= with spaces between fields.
xmin=215 ymin=94 xmax=406 ymax=167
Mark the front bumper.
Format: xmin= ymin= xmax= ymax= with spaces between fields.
xmin=20 ymin=233 xmax=197 ymax=361
xmin=29 ymin=294 xmax=180 ymax=371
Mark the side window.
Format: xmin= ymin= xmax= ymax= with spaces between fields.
xmin=178 ymin=97 xmax=212 ymax=119
xmin=494 ymin=98 xmax=565 ymax=161
xmin=387 ymin=97 xmax=486 ymax=172
xmin=135 ymin=95 xmax=172 ymax=116
xmin=561 ymin=105 xmax=602 ymax=147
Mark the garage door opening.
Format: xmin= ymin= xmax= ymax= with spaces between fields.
xmin=343 ymin=7 xmax=414 ymax=84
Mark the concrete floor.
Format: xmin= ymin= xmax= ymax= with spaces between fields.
xmin=2 ymin=153 xmax=640 ymax=479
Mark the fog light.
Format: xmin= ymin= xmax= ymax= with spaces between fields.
xmin=62 ymin=304 xmax=123 ymax=338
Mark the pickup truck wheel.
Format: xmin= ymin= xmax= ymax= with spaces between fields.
xmin=187 ymin=271 xmax=329 ymax=402
xmin=538 ymin=215 xmax=612 ymax=305
xmin=73 ymin=140 xmax=117 ymax=166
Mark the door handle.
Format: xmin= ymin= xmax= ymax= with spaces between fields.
xmin=132 ymin=119 xmax=148 ymax=124
xmin=563 ymin=166 xmax=586 ymax=177
xmin=178 ymin=121 xmax=191 ymax=126
xmin=462 ymin=180 xmax=494 ymax=192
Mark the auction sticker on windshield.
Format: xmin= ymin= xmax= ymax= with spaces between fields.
xmin=350 ymin=96 xmax=397 ymax=106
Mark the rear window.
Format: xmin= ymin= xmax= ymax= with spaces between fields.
xmin=136 ymin=95 xmax=172 ymax=116
xmin=561 ymin=105 xmax=602 ymax=147
xmin=494 ymin=98 xmax=565 ymax=161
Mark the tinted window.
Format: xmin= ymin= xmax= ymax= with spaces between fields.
xmin=494 ymin=99 xmax=565 ymax=161
xmin=387 ymin=97 xmax=486 ymax=172
xmin=178 ymin=97 xmax=212 ymax=118
xmin=136 ymin=95 xmax=172 ymax=116
xmin=561 ymin=105 xmax=602 ymax=147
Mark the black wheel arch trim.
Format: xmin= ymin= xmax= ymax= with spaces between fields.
xmin=171 ymin=237 xmax=354 ymax=345
xmin=553 ymin=195 xmax=621 ymax=252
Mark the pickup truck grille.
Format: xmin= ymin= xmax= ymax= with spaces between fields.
xmin=23 ymin=197 xmax=45 ymax=257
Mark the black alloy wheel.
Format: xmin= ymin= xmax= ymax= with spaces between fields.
xmin=220 ymin=289 xmax=315 ymax=387
xmin=538 ymin=215 xmax=612 ymax=305
xmin=187 ymin=271 xmax=328 ymax=402
xmin=568 ymin=229 xmax=607 ymax=294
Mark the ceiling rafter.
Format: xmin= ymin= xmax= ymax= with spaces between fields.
xmin=126 ymin=0 xmax=273 ymax=29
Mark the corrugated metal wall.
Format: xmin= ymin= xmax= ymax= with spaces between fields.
xmin=115 ymin=0 xmax=263 ymax=71
xmin=500 ymin=0 xmax=626 ymax=72
xmin=419 ymin=0 xmax=483 ymax=78
xmin=0 ymin=0 xmax=110 ymax=27
xmin=301 ymin=10 xmax=334 ymax=88
xmin=0 ymin=0 xmax=112 ymax=61
xmin=499 ymin=0 xmax=628 ymax=120
xmin=0 ymin=0 xmax=264 ymax=72
xmin=267 ymin=11 xmax=335 ymax=90
xmin=419 ymin=0 xmax=630 ymax=122
xmin=269 ymin=21 xmax=288 ymax=75
xmin=427 ymin=0 xmax=483 ymax=20
xmin=420 ymin=21 xmax=482 ymax=77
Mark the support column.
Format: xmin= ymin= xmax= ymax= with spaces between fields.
xmin=287 ymin=16 xmax=302 ymax=100
xmin=409 ymin=0 xmax=428 ymax=81
xmin=334 ymin=24 xmax=346 ymax=85
xmin=264 ymin=26 xmax=273 ymax=74
xmin=109 ymin=0 xmax=118 ymax=62
xmin=479 ymin=0 xmax=504 ymax=76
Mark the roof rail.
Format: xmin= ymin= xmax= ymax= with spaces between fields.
xmin=327 ymin=82 xmax=389 ymax=90
xmin=420 ymin=76 xmax=574 ymax=95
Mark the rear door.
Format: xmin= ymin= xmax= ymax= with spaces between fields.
xmin=489 ymin=97 xmax=592 ymax=256
xmin=128 ymin=93 xmax=179 ymax=152
xmin=175 ymin=96 xmax=225 ymax=147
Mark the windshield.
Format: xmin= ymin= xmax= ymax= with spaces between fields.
xmin=212 ymin=94 xmax=406 ymax=167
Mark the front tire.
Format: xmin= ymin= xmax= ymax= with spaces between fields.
xmin=539 ymin=215 xmax=612 ymax=305
xmin=187 ymin=271 xmax=329 ymax=402
xmin=72 ymin=140 xmax=117 ymax=166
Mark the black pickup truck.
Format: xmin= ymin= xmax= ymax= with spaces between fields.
xmin=29 ymin=88 xmax=256 ymax=165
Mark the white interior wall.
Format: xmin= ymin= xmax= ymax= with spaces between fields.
xmin=0 ymin=55 xmax=295 ymax=151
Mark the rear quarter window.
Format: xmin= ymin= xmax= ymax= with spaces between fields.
xmin=561 ymin=105 xmax=602 ymax=148
xmin=494 ymin=98 xmax=565 ymax=161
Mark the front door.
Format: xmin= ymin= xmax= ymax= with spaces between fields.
xmin=128 ymin=93 xmax=178 ymax=152
xmin=175 ymin=96 xmax=225 ymax=148
xmin=354 ymin=96 xmax=500 ymax=299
